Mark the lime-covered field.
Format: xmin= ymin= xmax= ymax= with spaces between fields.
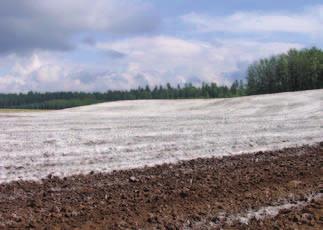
xmin=0 ymin=89 xmax=322 ymax=183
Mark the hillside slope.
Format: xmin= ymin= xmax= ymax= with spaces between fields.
xmin=0 ymin=89 xmax=322 ymax=183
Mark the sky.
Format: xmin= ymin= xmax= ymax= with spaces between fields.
xmin=0 ymin=0 xmax=322 ymax=92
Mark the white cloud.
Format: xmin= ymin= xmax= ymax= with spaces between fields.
xmin=181 ymin=5 xmax=323 ymax=36
xmin=0 ymin=53 xmax=77 ymax=92
xmin=96 ymin=36 xmax=303 ymax=86
xmin=0 ymin=36 xmax=303 ymax=92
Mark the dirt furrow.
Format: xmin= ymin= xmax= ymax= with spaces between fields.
xmin=0 ymin=143 xmax=322 ymax=229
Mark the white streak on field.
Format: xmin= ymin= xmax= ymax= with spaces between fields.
xmin=0 ymin=90 xmax=322 ymax=183
xmin=229 ymin=192 xmax=322 ymax=225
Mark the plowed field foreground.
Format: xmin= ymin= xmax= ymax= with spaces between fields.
xmin=0 ymin=143 xmax=322 ymax=229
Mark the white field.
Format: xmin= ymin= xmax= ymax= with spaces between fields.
xmin=0 ymin=90 xmax=322 ymax=183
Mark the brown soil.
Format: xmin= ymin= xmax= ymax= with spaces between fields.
xmin=0 ymin=143 xmax=322 ymax=229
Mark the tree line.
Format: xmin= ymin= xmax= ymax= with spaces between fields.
xmin=0 ymin=82 xmax=245 ymax=109
xmin=247 ymin=47 xmax=322 ymax=95
xmin=0 ymin=47 xmax=322 ymax=110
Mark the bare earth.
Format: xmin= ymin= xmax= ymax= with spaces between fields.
xmin=0 ymin=143 xmax=322 ymax=229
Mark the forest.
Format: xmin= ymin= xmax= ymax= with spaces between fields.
xmin=0 ymin=47 xmax=322 ymax=110
xmin=0 ymin=82 xmax=245 ymax=109
xmin=247 ymin=47 xmax=322 ymax=94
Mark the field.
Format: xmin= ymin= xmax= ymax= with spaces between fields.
xmin=1 ymin=89 xmax=322 ymax=183
xmin=0 ymin=89 xmax=322 ymax=229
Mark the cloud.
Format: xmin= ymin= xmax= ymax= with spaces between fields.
xmin=0 ymin=54 xmax=70 ymax=92
xmin=0 ymin=0 xmax=160 ymax=54
xmin=0 ymin=36 xmax=303 ymax=92
xmin=82 ymin=37 xmax=97 ymax=46
xmin=101 ymin=49 xmax=127 ymax=59
xmin=97 ymin=36 xmax=303 ymax=86
xmin=0 ymin=2 xmax=315 ymax=92
xmin=181 ymin=5 xmax=323 ymax=36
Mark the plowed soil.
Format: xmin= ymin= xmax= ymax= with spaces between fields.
xmin=0 ymin=143 xmax=322 ymax=229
